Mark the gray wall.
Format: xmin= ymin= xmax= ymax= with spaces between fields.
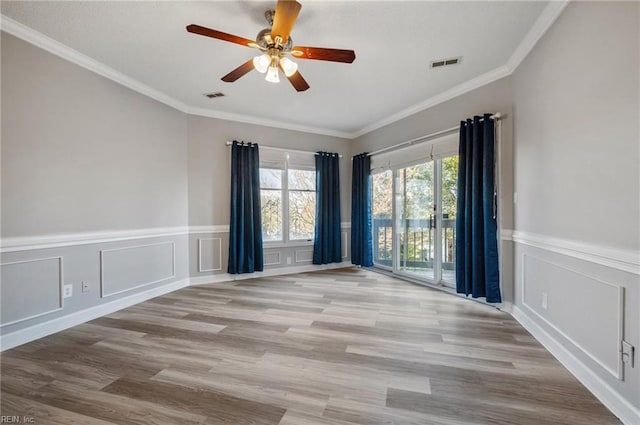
xmin=0 ymin=31 xmax=352 ymax=343
xmin=512 ymin=1 xmax=639 ymax=413
xmin=1 ymin=32 xmax=191 ymax=339
xmin=351 ymin=77 xmax=516 ymax=303
xmin=187 ymin=114 xmax=352 ymax=280
xmin=188 ymin=114 xmax=351 ymax=227
xmin=1 ymin=33 xmax=189 ymax=237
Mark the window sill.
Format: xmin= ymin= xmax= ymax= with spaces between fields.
xmin=264 ymin=241 xmax=314 ymax=249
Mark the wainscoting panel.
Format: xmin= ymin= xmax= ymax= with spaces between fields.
xmin=100 ymin=242 xmax=175 ymax=298
xmin=198 ymin=238 xmax=222 ymax=272
xmin=342 ymin=231 xmax=348 ymax=259
xmin=264 ymin=251 xmax=281 ymax=266
xmin=0 ymin=257 xmax=63 ymax=326
xmin=522 ymin=253 xmax=624 ymax=379
xmin=295 ymin=249 xmax=314 ymax=264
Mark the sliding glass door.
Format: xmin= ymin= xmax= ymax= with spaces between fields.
xmin=440 ymin=155 xmax=458 ymax=285
xmin=372 ymin=170 xmax=393 ymax=269
xmin=372 ymin=153 xmax=458 ymax=286
xmin=396 ymin=161 xmax=435 ymax=280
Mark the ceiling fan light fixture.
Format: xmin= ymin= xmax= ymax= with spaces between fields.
xmin=253 ymin=54 xmax=270 ymax=73
xmin=280 ymin=57 xmax=298 ymax=77
xmin=265 ymin=66 xmax=280 ymax=83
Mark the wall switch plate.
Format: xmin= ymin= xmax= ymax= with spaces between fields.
xmin=63 ymin=284 xmax=73 ymax=298
xmin=287 ymin=257 xmax=292 ymax=265
xmin=541 ymin=292 xmax=548 ymax=310
xmin=82 ymin=281 xmax=89 ymax=293
xmin=622 ymin=340 xmax=635 ymax=368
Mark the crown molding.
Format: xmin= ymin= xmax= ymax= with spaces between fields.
xmin=349 ymin=1 xmax=569 ymax=139
xmin=186 ymin=107 xmax=352 ymax=139
xmin=0 ymin=15 xmax=190 ymax=114
xmin=1 ymin=2 xmax=569 ymax=140
xmin=350 ymin=65 xmax=511 ymax=139
xmin=506 ymin=0 xmax=570 ymax=72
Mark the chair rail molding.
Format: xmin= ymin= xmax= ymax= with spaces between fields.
xmin=512 ymin=231 xmax=640 ymax=275
xmin=1 ymin=227 xmax=189 ymax=253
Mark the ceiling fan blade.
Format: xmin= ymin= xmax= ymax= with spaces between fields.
xmin=187 ymin=24 xmax=256 ymax=48
xmin=291 ymin=46 xmax=356 ymax=63
xmin=271 ymin=0 xmax=302 ymax=44
xmin=221 ymin=59 xmax=255 ymax=82
xmin=280 ymin=65 xmax=310 ymax=92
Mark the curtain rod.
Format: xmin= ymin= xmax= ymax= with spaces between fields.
xmin=363 ymin=112 xmax=503 ymax=158
xmin=225 ymin=141 xmax=343 ymax=158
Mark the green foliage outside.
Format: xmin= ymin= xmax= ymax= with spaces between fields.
xmin=371 ymin=156 xmax=458 ymax=268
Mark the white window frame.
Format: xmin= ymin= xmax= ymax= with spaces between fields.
xmin=260 ymin=161 xmax=316 ymax=248
xmin=370 ymin=134 xmax=459 ymax=287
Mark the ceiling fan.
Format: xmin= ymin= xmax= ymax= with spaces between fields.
xmin=186 ymin=0 xmax=356 ymax=92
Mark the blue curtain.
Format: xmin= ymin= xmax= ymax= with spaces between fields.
xmin=351 ymin=153 xmax=373 ymax=267
xmin=455 ymin=114 xmax=501 ymax=302
xmin=313 ymin=152 xmax=342 ymax=264
xmin=228 ymin=141 xmax=263 ymax=274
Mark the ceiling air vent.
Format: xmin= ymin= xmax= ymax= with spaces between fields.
xmin=430 ymin=57 xmax=461 ymax=69
xmin=204 ymin=92 xmax=225 ymax=99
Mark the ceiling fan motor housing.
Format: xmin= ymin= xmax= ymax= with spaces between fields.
xmin=256 ymin=28 xmax=292 ymax=51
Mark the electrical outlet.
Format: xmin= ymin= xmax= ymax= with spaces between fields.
xmin=541 ymin=292 xmax=548 ymax=310
xmin=82 ymin=281 xmax=89 ymax=293
xmin=63 ymin=284 xmax=73 ymax=298
xmin=287 ymin=256 xmax=292 ymax=265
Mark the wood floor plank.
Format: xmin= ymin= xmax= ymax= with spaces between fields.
xmin=1 ymin=391 xmax=118 ymax=425
xmin=27 ymin=380 xmax=208 ymax=425
xmin=102 ymin=377 xmax=286 ymax=424
xmin=0 ymin=268 xmax=621 ymax=425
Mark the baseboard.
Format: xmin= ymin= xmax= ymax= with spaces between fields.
xmin=0 ymin=278 xmax=190 ymax=351
xmin=498 ymin=301 xmax=514 ymax=314
xmin=511 ymin=305 xmax=640 ymax=425
xmin=189 ymin=261 xmax=354 ymax=286
xmin=0 ymin=264 xmax=354 ymax=350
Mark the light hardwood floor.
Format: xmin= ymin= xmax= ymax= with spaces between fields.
xmin=1 ymin=268 xmax=621 ymax=424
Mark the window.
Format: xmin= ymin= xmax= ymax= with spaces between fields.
xmin=287 ymin=169 xmax=316 ymax=240
xmin=259 ymin=152 xmax=316 ymax=243
xmin=260 ymin=168 xmax=283 ymax=242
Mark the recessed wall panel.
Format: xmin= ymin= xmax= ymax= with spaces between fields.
xmin=101 ymin=242 xmax=174 ymax=298
xmin=342 ymin=231 xmax=348 ymax=259
xmin=522 ymin=253 xmax=624 ymax=379
xmin=295 ymin=249 xmax=313 ymax=263
xmin=1 ymin=257 xmax=63 ymax=326
xmin=264 ymin=251 xmax=281 ymax=266
xmin=198 ymin=238 xmax=222 ymax=272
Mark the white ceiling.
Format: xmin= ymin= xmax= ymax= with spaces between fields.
xmin=1 ymin=1 xmax=551 ymax=138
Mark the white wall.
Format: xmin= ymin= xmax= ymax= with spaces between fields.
xmin=511 ymin=2 xmax=639 ymax=421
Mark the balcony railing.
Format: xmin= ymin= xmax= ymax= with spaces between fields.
xmin=372 ymin=217 xmax=456 ymax=274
